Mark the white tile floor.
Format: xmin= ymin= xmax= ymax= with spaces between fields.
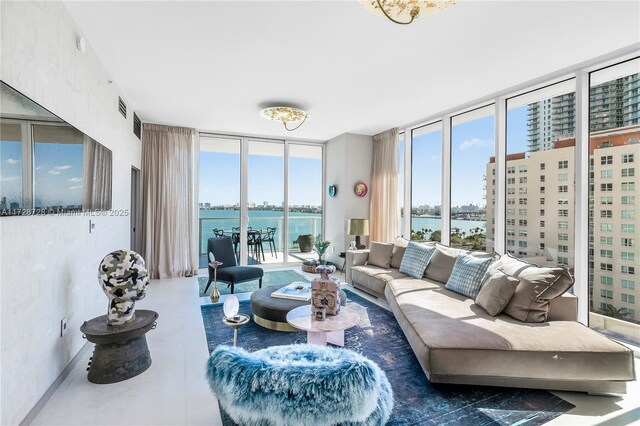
xmin=32 ymin=269 xmax=639 ymax=425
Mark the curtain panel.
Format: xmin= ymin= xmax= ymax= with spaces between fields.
xmin=141 ymin=123 xmax=198 ymax=279
xmin=369 ymin=128 xmax=400 ymax=243
xmin=82 ymin=136 xmax=112 ymax=210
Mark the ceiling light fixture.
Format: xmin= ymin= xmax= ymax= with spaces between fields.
xmin=362 ymin=0 xmax=457 ymax=25
xmin=260 ymin=106 xmax=309 ymax=132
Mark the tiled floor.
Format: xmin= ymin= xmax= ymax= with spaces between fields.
xmin=32 ymin=269 xmax=639 ymax=425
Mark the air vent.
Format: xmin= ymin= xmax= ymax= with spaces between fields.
xmin=133 ymin=113 xmax=141 ymax=139
xmin=118 ymin=97 xmax=127 ymax=118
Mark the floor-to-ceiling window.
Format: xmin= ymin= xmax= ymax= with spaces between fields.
xmin=199 ymin=136 xmax=241 ymax=260
xmin=0 ymin=121 xmax=25 ymax=210
xmin=288 ymin=144 xmax=323 ymax=260
xmin=411 ymin=121 xmax=442 ymax=241
xmin=589 ymin=58 xmax=640 ymax=330
xmin=504 ymin=80 xmax=576 ymax=268
xmin=450 ymin=105 xmax=495 ymax=250
xmin=198 ymin=135 xmax=323 ymax=267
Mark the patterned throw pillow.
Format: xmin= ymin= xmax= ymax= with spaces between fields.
xmin=398 ymin=242 xmax=436 ymax=279
xmin=445 ymin=253 xmax=494 ymax=299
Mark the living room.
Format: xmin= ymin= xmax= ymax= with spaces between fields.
xmin=1 ymin=1 xmax=639 ymax=425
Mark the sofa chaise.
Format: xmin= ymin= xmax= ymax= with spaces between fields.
xmin=345 ymin=239 xmax=635 ymax=395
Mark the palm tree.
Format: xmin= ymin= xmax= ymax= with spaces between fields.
xmin=598 ymin=304 xmax=631 ymax=320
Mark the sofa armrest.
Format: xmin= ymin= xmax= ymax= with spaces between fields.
xmin=547 ymin=293 xmax=578 ymax=322
xmin=345 ymin=250 xmax=370 ymax=284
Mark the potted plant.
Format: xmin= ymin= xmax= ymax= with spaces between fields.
xmin=314 ymin=235 xmax=331 ymax=265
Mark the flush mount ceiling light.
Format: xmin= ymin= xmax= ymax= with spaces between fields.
xmin=260 ymin=106 xmax=309 ymax=131
xmin=362 ymin=0 xmax=457 ymax=25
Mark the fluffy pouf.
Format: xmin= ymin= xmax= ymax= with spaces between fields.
xmin=206 ymin=344 xmax=394 ymax=426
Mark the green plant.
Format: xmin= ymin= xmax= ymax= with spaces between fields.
xmin=314 ymin=235 xmax=331 ymax=260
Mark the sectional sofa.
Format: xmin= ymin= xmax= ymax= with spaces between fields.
xmin=345 ymin=239 xmax=635 ymax=395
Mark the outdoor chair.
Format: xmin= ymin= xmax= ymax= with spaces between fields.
xmin=262 ymin=227 xmax=277 ymax=258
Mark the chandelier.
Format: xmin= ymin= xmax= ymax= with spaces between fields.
xmin=260 ymin=106 xmax=309 ymax=131
xmin=362 ymin=0 xmax=457 ymax=25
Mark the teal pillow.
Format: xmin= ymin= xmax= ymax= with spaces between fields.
xmin=445 ymin=253 xmax=493 ymax=298
xmin=398 ymin=242 xmax=436 ymax=279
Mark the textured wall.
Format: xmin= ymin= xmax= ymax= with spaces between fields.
xmin=324 ymin=133 xmax=373 ymax=266
xmin=0 ymin=1 xmax=141 ymax=424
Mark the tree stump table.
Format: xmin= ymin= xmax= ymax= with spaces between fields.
xmin=81 ymin=310 xmax=158 ymax=384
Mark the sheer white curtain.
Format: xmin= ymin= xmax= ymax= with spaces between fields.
xmin=82 ymin=136 xmax=112 ymax=210
xmin=369 ymin=128 xmax=400 ymax=243
xmin=141 ymin=123 xmax=198 ymax=279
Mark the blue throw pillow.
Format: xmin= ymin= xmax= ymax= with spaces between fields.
xmin=398 ymin=242 xmax=436 ymax=279
xmin=445 ymin=253 xmax=494 ymax=299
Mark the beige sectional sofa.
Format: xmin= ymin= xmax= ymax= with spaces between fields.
xmin=345 ymin=241 xmax=636 ymax=395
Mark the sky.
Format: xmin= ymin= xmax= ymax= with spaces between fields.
xmin=199 ymin=150 xmax=323 ymax=207
xmin=411 ymin=105 xmax=529 ymax=208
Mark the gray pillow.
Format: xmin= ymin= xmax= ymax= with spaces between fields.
xmin=367 ymin=242 xmax=394 ymax=268
xmin=390 ymin=237 xmax=408 ymax=269
xmin=475 ymin=271 xmax=520 ymax=316
xmin=424 ymin=244 xmax=461 ymax=283
xmin=492 ymin=254 xmax=574 ymax=323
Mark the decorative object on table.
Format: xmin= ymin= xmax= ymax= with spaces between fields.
xmin=202 ymin=290 xmax=573 ymax=425
xmin=205 ymin=237 xmax=263 ymax=295
xmin=312 ymin=264 xmax=341 ymax=316
xmin=260 ymin=105 xmax=309 ymax=132
xmin=301 ymin=259 xmax=319 ymax=273
xmin=98 ymin=249 xmax=150 ymax=326
xmin=206 ymin=344 xmax=393 ymax=426
xmin=349 ymin=241 xmax=357 ymax=250
xmin=354 ymin=181 xmax=368 ymax=197
xmin=208 ymin=252 xmax=223 ymax=303
xmin=348 ymin=218 xmax=370 ymax=249
xmin=313 ymin=235 xmax=331 ymax=264
xmin=314 ymin=306 xmax=327 ymax=321
xmin=223 ymin=294 xmax=240 ymax=318
xmin=271 ymin=282 xmax=311 ymax=301
xmin=296 ymin=234 xmax=314 ymax=252
xmin=328 ymin=184 xmax=337 ymax=197
xmin=361 ymin=0 xmax=457 ymax=26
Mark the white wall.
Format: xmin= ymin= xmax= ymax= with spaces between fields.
xmin=324 ymin=133 xmax=372 ymax=266
xmin=0 ymin=2 xmax=141 ymax=424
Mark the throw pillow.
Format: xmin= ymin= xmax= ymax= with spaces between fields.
xmin=367 ymin=242 xmax=394 ymax=269
xmin=475 ymin=270 xmax=520 ymax=316
xmin=390 ymin=237 xmax=409 ymax=269
xmin=490 ymin=254 xmax=574 ymax=323
xmin=445 ymin=254 xmax=494 ymax=299
xmin=424 ymin=244 xmax=462 ymax=283
xmin=398 ymin=242 xmax=436 ymax=279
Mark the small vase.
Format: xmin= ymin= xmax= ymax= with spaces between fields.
xmin=210 ymin=286 xmax=220 ymax=303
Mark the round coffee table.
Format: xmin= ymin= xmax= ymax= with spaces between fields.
xmin=286 ymin=305 xmax=359 ymax=347
xmin=250 ymin=284 xmax=309 ymax=332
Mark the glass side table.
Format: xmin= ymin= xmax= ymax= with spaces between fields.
xmin=222 ymin=313 xmax=250 ymax=347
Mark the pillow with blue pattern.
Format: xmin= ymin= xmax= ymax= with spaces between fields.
xmin=445 ymin=253 xmax=494 ymax=299
xmin=398 ymin=242 xmax=436 ymax=279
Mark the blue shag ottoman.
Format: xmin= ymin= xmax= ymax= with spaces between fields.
xmin=206 ymin=344 xmax=394 ymax=426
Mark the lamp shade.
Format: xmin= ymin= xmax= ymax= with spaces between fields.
xmin=348 ymin=218 xmax=370 ymax=236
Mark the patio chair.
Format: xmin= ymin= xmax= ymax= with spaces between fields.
xmin=205 ymin=237 xmax=263 ymax=295
xmin=213 ymin=228 xmax=225 ymax=237
xmin=262 ymin=227 xmax=277 ymax=258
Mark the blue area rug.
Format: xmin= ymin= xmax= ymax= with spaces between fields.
xmin=198 ymin=269 xmax=308 ymax=297
xmin=201 ymin=289 xmax=574 ymax=425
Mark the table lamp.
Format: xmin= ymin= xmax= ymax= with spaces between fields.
xmin=348 ymin=218 xmax=369 ymax=249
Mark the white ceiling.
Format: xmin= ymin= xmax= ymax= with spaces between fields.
xmin=63 ymin=1 xmax=640 ymax=141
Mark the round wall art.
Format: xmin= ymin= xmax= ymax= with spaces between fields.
xmin=328 ymin=184 xmax=337 ymax=197
xmin=354 ymin=182 xmax=368 ymax=197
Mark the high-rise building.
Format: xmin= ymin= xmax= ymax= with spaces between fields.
xmin=527 ymin=74 xmax=640 ymax=151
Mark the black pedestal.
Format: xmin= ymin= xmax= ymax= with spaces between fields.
xmin=81 ymin=310 xmax=158 ymax=384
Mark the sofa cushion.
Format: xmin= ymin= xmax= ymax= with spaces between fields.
xmin=475 ymin=270 xmax=520 ymax=316
xmin=367 ymin=242 xmax=394 ymax=268
xmin=424 ymin=244 xmax=461 ymax=283
xmin=489 ymin=254 xmax=574 ymax=323
xmin=351 ymin=265 xmax=408 ymax=297
xmin=390 ymin=237 xmax=409 ymax=269
xmin=399 ymin=242 xmax=436 ymax=279
xmin=445 ymin=254 xmax=493 ymax=299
